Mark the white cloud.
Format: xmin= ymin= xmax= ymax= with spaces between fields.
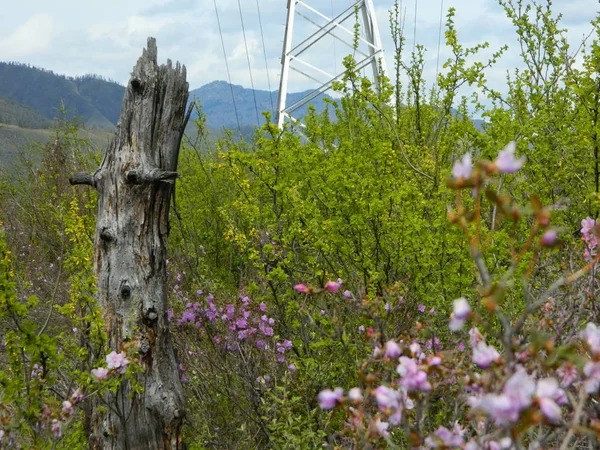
xmin=0 ymin=14 xmax=54 ymax=59
xmin=0 ymin=0 xmax=597 ymax=99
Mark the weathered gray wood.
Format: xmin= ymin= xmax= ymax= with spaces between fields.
xmin=72 ymin=38 xmax=192 ymax=449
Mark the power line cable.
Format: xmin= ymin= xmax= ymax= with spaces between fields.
xmin=256 ymin=0 xmax=275 ymax=115
xmin=331 ymin=0 xmax=337 ymax=76
xmin=413 ymin=0 xmax=418 ymax=53
xmin=237 ymin=0 xmax=262 ymax=127
xmin=435 ymin=0 xmax=444 ymax=89
xmin=213 ymin=0 xmax=241 ymax=133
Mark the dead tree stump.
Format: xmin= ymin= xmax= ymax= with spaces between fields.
xmin=70 ymin=37 xmax=192 ymax=449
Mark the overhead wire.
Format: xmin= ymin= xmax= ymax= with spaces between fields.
xmin=256 ymin=0 xmax=275 ymax=116
xmin=237 ymin=0 xmax=262 ymax=127
xmin=435 ymin=0 xmax=444 ymax=89
xmin=413 ymin=0 xmax=418 ymax=53
xmin=213 ymin=0 xmax=241 ymax=133
xmin=331 ymin=0 xmax=337 ymax=77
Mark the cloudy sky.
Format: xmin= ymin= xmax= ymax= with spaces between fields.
xmin=0 ymin=0 xmax=598 ymax=99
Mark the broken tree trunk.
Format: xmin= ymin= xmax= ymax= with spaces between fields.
xmin=70 ymin=38 xmax=192 ymax=449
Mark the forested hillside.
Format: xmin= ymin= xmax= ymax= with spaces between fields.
xmin=0 ymin=63 xmax=121 ymax=129
xmin=190 ymin=81 xmax=332 ymax=129
xmin=0 ymin=62 xmax=332 ymax=132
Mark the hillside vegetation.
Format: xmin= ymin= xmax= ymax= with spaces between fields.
xmin=0 ymin=97 xmax=51 ymax=129
xmin=0 ymin=63 xmax=122 ymax=129
xmin=0 ymin=123 xmax=112 ymax=168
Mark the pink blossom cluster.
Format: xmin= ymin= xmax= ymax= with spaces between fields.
xmin=424 ymin=423 xmax=466 ymax=448
xmin=44 ymin=388 xmax=85 ymax=439
xmin=452 ymin=141 xmax=526 ymax=181
xmin=318 ymin=339 xmax=437 ymax=436
xmin=294 ymin=278 xmax=343 ymax=294
xmin=469 ymin=366 xmax=568 ymax=424
xmin=581 ymin=323 xmax=600 ymax=393
xmin=174 ymin=292 xmax=294 ymax=367
xmin=315 ymin=319 xmax=600 ymax=446
xmin=91 ymin=351 xmax=130 ymax=381
xmin=581 ymin=217 xmax=598 ymax=261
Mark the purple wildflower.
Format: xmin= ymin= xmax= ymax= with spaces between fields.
xmin=452 ymin=153 xmax=472 ymax=179
xmin=317 ymin=388 xmax=343 ymax=409
xmin=472 ymin=341 xmax=500 ymax=368
xmin=495 ymin=141 xmax=525 ymax=173
xmin=105 ymin=351 xmax=129 ymax=373
xmin=449 ymin=297 xmax=471 ymax=331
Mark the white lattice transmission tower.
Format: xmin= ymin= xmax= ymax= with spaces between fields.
xmin=276 ymin=0 xmax=387 ymax=128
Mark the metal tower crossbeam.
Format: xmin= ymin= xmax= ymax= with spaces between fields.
xmin=276 ymin=0 xmax=387 ymax=128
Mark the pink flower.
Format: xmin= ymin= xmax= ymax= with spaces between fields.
xmin=51 ymin=419 xmax=62 ymax=438
xmin=317 ymin=387 xmax=343 ymax=409
xmin=557 ymin=364 xmax=578 ymax=388
xmin=583 ymin=361 xmax=600 ymax=393
xmin=468 ymin=327 xmax=484 ymax=347
xmin=582 ymin=322 xmax=600 ymax=356
xmin=62 ymin=401 xmax=73 ymax=415
xmin=449 ymin=297 xmax=471 ymax=331
xmin=471 ymin=367 xmax=535 ymax=425
xmin=581 ymin=217 xmax=597 ymax=235
xmin=424 ymin=425 xmax=464 ymax=448
xmin=343 ymin=290 xmax=353 ymax=299
xmin=541 ymin=229 xmax=558 ymax=247
xmin=294 ymin=284 xmax=308 ymax=293
xmin=374 ymin=385 xmax=404 ymax=424
xmin=259 ymin=302 xmax=267 ymax=311
xmin=495 ymin=141 xmax=525 ymax=173
xmin=91 ymin=367 xmax=110 ymax=380
xmin=384 ymin=340 xmax=401 ymax=359
xmin=427 ymin=355 xmax=442 ymax=366
xmin=536 ymin=378 xmax=567 ymax=422
xmin=105 ymin=351 xmax=129 ymax=373
xmin=397 ymin=356 xmax=431 ymax=392
xmin=178 ymin=310 xmax=195 ymax=325
xmin=373 ymin=418 xmax=390 ymax=437
xmin=409 ymin=342 xmax=421 ymax=356
xmin=453 ymin=298 xmax=471 ymax=319
xmin=452 ymin=153 xmax=472 ymax=179
xmin=348 ymin=387 xmax=362 ymax=402
xmin=417 ymin=304 xmax=426 ymax=313
xmin=288 ymin=363 xmax=296 ymax=372
xmin=472 ymin=341 xmax=500 ymax=368
xmin=325 ymin=280 xmax=341 ymax=293
xmin=70 ymin=389 xmax=84 ymax=402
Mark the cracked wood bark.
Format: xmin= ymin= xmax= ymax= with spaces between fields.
xmin=70 ymin=38 xmax=192 ymax=449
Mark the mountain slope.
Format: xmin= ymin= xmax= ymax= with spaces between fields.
xmin=0 ymin=63 xmax=332 ymax=132
xmin=0 ymin=97 xmax=51 ymax=129
xmin=189 ymin=81 xmax=332 ymax=129
xmin=0 ymin=123 xmax=113 ymax=168
xmin=0 ymin=63 xmax=122 ymax=129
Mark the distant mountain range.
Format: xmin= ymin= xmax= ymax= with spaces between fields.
xmin=189 ymin=81 xmax=331 ymax=129
xmin=0 ymin=62 xmax=331 ymax=132
xmin=0 ymin=61 xmax=483 ymax=167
